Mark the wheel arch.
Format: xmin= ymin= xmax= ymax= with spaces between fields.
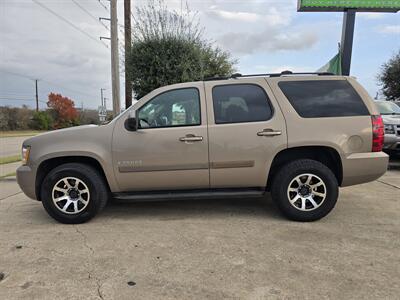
xmin=35 ymin=156 xmax=111 ymax=201
xmin=266 ymin=146 xmax=343 ymax=190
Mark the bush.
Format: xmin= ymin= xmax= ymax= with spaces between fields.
xmin=31 ymin=111 xmax=53 ymax=130
xmin=79 ymin=109 xmax=100 ymax=125
xmin=0 ymin=106 xmax=33 ymax=130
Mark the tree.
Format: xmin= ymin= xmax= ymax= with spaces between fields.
xmin=47 ymin=93 xmax=79 ymax=128
xmin=126 ymin=0 xmax=236 ymax=99
xmin=378 ymin=51 xmax=400 ymax=101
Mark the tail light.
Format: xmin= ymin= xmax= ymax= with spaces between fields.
xmin=371 ymin=115 xmax=384 ymax=152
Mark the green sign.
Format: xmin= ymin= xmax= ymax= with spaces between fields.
xmin=298 ymin=0 xmax=400 ymax=12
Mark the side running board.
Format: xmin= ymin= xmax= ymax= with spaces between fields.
xmin=112 ymin=188 xmax=265 ymax=202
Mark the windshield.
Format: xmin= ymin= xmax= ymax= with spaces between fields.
xmin=375 ymin=101 xmax=400 ymax=115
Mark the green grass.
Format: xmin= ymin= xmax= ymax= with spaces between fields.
xmin=0 ymin=172 xmax=16 ymax=179
xmin=0 ymin=130 xmax=46 ymax=138
xmin=0 ymin=155 xmax=21 ymax=165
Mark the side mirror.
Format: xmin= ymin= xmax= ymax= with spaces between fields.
xmin=124 ymin=117 xmax=138 ymax=131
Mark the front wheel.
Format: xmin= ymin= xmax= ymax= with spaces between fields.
xmin=271 ymin=159 xmax=338 ymax=222
xmin=41 ymin=163 xmax=108 ymax=224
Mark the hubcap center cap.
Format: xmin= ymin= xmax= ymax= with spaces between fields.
xmin=298 ymin=185 xmax=311 ymax=197
xmin=68 ymin=189 xmax=80 ymax=199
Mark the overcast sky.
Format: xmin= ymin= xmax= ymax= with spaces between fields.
xmin=0 ymin=0 xmax=399 ymax=110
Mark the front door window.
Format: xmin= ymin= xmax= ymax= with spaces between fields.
xmin=138 ymin=88 xmax=201 ymax=129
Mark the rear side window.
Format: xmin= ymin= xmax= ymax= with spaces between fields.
xmin=278 ymin=80 xmax=369 ymax=118
xmin=212 ymin=84 xmax=273 ymax=124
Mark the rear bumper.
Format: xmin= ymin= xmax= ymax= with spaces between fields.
xmin=16 ymin=165 xmax=37 ymax=200
xmin=341 ymin=152 xmax=389 ymax=187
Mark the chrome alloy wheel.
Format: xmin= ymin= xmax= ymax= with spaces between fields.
xmin=287 ymin=173 xmax=327 ymax=212
xmin=52 ymin=177 xmax=90 ymax=214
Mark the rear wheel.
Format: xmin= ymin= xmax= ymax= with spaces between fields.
xmin=271 ymin=159 xmax=338 ymax=221
xmin=41 ymin=163 xmax=108 ymax=224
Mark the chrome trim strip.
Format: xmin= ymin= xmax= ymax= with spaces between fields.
xmin=119 ymin=163 xmax=209 ymax=173
xmin=119 ymin=160 xmax=255 ymax=172
xmin=210 ymin=160 xmax=255 ymax=169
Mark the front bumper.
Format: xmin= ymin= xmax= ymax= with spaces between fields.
xmin=383 ymin=134 xmax=400 ymax=152
xmin=16 ymin=165 xmax=37 ymax=200
xmin=341 ymin=152 xmax=389 ymax=187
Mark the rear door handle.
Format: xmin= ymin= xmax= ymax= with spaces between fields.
xmin=179 ymin=134 xmax=203 ymax=142
xmin=257 ymin=129 xmax=282 ymax=137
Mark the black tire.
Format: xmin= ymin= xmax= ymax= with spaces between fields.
xmin=41 ymin=163 xmax=108 ymax=224
xmin=271 ymin=159 xmax=338 ymax=222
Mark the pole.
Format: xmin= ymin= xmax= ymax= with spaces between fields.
xmin=110 ymin=0 xmax=121 ymax=117
xmin=340 ymin=9 xmax=356 ymax=76
xmin=124 ymin=0 xmax=132 ymax=109
xmin=100 ymin=88 xmax=105 ymax=107
xmin=35 ymin=79 xmax=39 ymax=111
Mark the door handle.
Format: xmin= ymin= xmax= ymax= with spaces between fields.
xmin=179 ymin=134 xmax=203 ymax=142
xmin=257 ymin=129 xmax=282 ymax=137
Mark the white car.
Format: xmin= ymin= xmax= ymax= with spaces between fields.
xmin=375 ymin=101 xmax=400 ymax=155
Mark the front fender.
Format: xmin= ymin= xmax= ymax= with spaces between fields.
xmin=23 ymin=124 xmax=119 ymax=193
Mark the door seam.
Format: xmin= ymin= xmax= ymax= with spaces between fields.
xmin=203 ymin=81 xmax=211 ymax=188
xmin=264 ymin=78 xmax=289 ymax=147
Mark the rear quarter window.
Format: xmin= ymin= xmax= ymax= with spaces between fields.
xmin=278 ymin=80 xmax=369 ymax=118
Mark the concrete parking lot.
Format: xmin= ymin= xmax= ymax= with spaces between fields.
xmin=0 ymin=168 xmax=399 ymax=299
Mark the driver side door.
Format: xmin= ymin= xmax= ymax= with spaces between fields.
xmin=112 ymin=83 xmax=209 ymax=191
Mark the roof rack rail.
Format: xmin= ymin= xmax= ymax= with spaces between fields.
xmin=203 ymin=71 xmax=334 ymax=81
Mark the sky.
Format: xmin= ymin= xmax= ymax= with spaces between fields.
xmin=0 ymin=0 xmax=399 ymax=110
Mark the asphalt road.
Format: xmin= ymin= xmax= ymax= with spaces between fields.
xmin=0 ymin=136 xmax=28 ymax=157
xmin=0 ymin=171 xmax=399 ymax=299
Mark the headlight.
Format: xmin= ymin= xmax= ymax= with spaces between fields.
xmin=21 ymin=146 xmax=31 ymax=165
xmin=384 ymin=124 xmax=395 ymax=135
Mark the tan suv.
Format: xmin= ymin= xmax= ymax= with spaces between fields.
xmin=17 ymin=72 xmax=389 ymax=224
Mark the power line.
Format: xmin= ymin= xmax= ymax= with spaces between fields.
xmin=40 ymin=79 xmax=98 ymax=99
xmin=0 ymin=69 xmax=35 ymax=81
xmin=32 ymin=0 xmax=109 ymax=49
xmin=71 ymin=0 xmax=109 ymax=31
xmin=0 ymin=94 xmax=34 ymax=99
xmin=0 ymin=97 xmax=47 ymax=104
xmin=97 ymin=0 xmax=109 ymax=12
xmin=0 ymin=69 xmax=99 ymax=99
xmin=0 ymin=92 xmax=35 ymax=97
xmin=0 ymin=95 xmax=35 ymax=100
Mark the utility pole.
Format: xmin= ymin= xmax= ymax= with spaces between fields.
xmin=110 ymin=0 xmax=121 ymax=116
xmin=100 ymin=88 xmax=106 ymax=107
xmin=124 ymin=0 xmax=132 ymax=109
xmin=35 ymin=79 xmax=39 ymax=111
xmin=103 ymin=97 xmax=108 ymax=111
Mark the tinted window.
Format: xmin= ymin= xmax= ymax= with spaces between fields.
xmin=212 ymin=84 xmax=273 ymax=124
xmin=138 ymin=88 xmax=200 ymax=128
xmin=279 ymin=80 xmax=369 ymax=118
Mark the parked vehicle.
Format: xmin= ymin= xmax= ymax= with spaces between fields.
xmin=17 ymin=72 xmax=389 ymax=224
xmin=375 ymin=100 xmax=400 ymax=155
